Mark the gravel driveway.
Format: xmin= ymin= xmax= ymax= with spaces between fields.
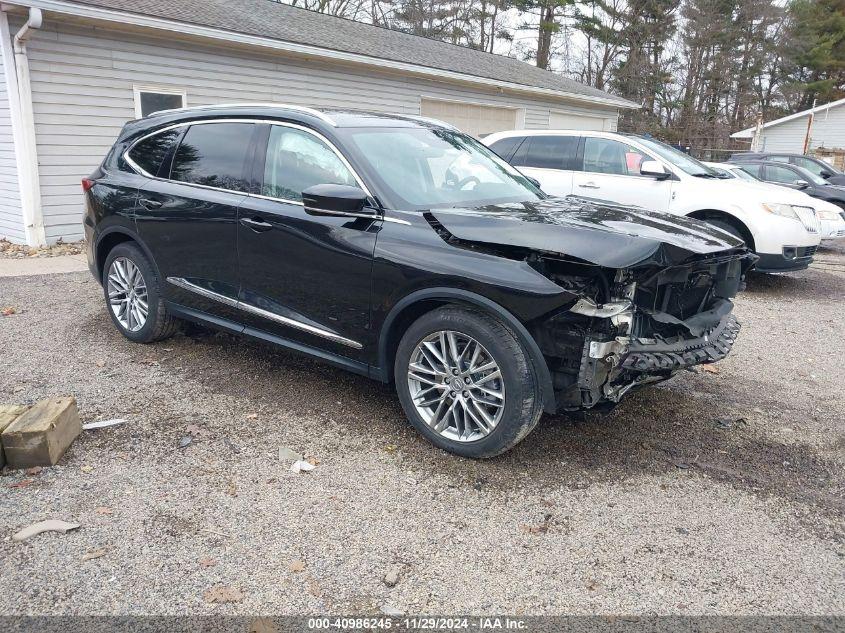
xmin=1 ymin=243 xmax=843 ymax=616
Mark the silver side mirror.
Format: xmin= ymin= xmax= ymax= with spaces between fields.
xmin=793 ymin=179 xmax=809 ymax=188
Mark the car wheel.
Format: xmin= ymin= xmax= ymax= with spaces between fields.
xmin=394 ymin=305 xmax=543 ymax=458
xmin=102 ymin=242 xmax=178 ymax=343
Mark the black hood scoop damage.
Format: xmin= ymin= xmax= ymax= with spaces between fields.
xmin=426 ymin=196 xmax=756 ymax=412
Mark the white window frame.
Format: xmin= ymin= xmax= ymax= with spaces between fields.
xmin=133 ymin=85 xmax=187 ymax=118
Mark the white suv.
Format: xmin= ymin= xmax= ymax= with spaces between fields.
xmin=484 ymin=130 xmax=822 ymax=273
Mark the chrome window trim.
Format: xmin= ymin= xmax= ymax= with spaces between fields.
xmin=124 ymin=118 xmax=417 ymax=226
xmin=167 ymin=277 xmax=363 ymax=349
xmin=123 ymin=118 xmax=374 ymax=201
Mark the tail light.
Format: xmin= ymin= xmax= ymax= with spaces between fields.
xmin=81 ymin=178 xmax=96 ymax=192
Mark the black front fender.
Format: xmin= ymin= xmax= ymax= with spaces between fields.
xmin=376 ymin=287 xmax=557 ymax=414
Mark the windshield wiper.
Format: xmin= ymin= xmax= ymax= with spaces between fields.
xmin=692 ymin=173 xmax=718 ymax=179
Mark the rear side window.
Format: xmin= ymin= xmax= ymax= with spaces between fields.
xmin=126 ymin=129 xmax=182 ymax=177
xmin=170 ymin=122 xmax=255 ymax=192
xmin=487 ymin=136 xmax=524 ymax=161
xmin=520 ymin=136 xmax=579 ymax=170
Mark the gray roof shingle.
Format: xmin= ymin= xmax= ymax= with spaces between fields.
xmin=54 ymin=0 xmax=639 ymax=108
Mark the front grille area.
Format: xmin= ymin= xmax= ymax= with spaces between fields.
xmin=793 ymin=206 xmax=821 ymax=234
xmin=800 ymin=245 xmax=818 ymax=257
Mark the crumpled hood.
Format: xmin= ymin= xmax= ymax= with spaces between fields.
xmin=429 ymin=196 xmax=746 ymax=269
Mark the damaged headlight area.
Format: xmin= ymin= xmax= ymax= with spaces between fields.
xmin=527 ymin=251 xmax=753 ymax=412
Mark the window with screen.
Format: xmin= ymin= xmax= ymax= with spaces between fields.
xmin=583 ymin=137 xmax=649 ymax=176
xmin=126 ymin=129 xmax=182 ymax=177
xmin=134 ymin=88 xmax=186 ymax=118
xmin=521 ymin=136 xmax=579 ymax=170
xmin=262 ymin=126 xmax=356 ymax=202
xmin=170 ymin=123 xmax=255 ymax=192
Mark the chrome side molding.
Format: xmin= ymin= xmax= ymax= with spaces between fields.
xmin=166 ymin=277 xmax=362 ymax=349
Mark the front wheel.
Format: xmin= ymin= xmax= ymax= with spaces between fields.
xmin=394 ymin=306 xmax=543 ymax=458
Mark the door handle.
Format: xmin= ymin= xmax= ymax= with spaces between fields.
xmin=578 ymin=182 xmax=600 ymax=189
xmin=240 ymin=217 xmax=273 ymax=232
xmin=139 ymin=198 xmax=163 ymax=210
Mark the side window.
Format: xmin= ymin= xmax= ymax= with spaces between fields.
xmin=522 ymin=136 xmax=578 ymax=170
xmin=765 ymin=164 xmax=799 ymax=184
xmin=262 ymin=126 xmax=356 ymax=202
xmin=126 ymin=129 xmax=182 ymax=177
xmin=487 ymin=136 xmax=523 ymax=161
xmin=170 ymin=123 xmax=255 ymax=192
xmin=739 ymin=164 xmax=762 ymax=179
xmin=583 ymin=137 xmax=649 ymax=176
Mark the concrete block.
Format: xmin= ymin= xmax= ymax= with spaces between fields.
xmin=0 ymin=405 xmax=30 ymax=469
xmin=1 ymin=397 xmax=81 ymax=469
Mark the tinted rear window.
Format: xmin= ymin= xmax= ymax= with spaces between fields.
xmin=521 ymin=136 xmax=579 ymax=170
xmin=127 ymin=129 xmax=182 ymax=177
xmin=170 ymin=122 xmax=255 ymax=192
xmin=487 ymin=136 xmax=523 ymax=161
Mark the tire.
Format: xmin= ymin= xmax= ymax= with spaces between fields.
xmin=102 ymin=242 xmax=179 ymax=343
xmin=393 ymin=305 xmax=543 ymax=458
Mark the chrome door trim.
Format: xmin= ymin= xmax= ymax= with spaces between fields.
xmin=236 ymin=301 xmax=363 ymax=349
xmin=166 ymin=277 xmax=362 ymax=349
xmin=167 ymin=276 xmax=238 ymax=308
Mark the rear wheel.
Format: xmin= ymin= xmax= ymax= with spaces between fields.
xmin=394 ymin=306 xmax=543 ymax=458
xmin=102 ymin=242 xmax=178 ymax=343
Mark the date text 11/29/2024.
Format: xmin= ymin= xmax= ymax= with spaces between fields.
xmin=307 ymin=617 xmax=527 ymax=630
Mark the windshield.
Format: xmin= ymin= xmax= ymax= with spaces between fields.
xmin=339 ymin=126 xmax=544 ymax=210
xmin=632 ymin=136 xmax=716 ymax=177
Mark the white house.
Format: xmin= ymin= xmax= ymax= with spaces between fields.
xmin=0 ymin=0 xmax=638 ymax=246
xmin=732 ymin=97 xmax=845 ymax=154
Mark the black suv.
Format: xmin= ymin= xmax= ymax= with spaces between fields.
xmin=84 ymin=105 xmax=755 ymax=457
xmin=729 ymin=152 xmax=845 ymax=186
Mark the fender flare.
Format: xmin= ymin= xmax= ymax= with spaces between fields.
xmin=378 ymin=287 xmax=557 ymax=414
xmin=94 ymin=225 xmax=161 ymax=281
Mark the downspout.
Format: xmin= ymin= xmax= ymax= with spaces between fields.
xmin=0 ymin=6 xmax=45 ymax=246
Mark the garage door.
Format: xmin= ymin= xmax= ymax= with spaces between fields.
xmin=549 ymin=111 xmax=610 ymax=131
xmin=420 ymin=99 xmax=518 ymax=138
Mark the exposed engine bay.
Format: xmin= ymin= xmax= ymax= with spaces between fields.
xmin=528 ymin=250 xmax=755 ymax=411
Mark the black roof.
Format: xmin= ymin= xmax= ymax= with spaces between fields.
xmin=61 ymin=0 xmax=638 ymax=108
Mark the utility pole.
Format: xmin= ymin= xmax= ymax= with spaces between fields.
xmin=802 ymin=98 xmax=817 ymax=155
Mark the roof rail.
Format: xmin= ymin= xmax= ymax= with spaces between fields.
xmin=398 ymin=114 xmax=459 ymax=131
xmin=149 ymin=103 xmax=337 ymax=126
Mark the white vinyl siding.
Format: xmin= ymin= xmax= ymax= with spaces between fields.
xmin=14 ymin=17 xmax=620 ymax=243
xmin=759 ymin=105 xmax=845 ymax=153
xmin=0 ymin=33 xmax=23 ymax=243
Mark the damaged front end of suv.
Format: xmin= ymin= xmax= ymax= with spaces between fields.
xmin=429 ymin=197 xmax=758 ymax=413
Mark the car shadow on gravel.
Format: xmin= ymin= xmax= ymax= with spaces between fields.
xmin=112 ymin=321 xmax=843 ymax=544
xmin=743 ymin=269 xmax=844 ymax=298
